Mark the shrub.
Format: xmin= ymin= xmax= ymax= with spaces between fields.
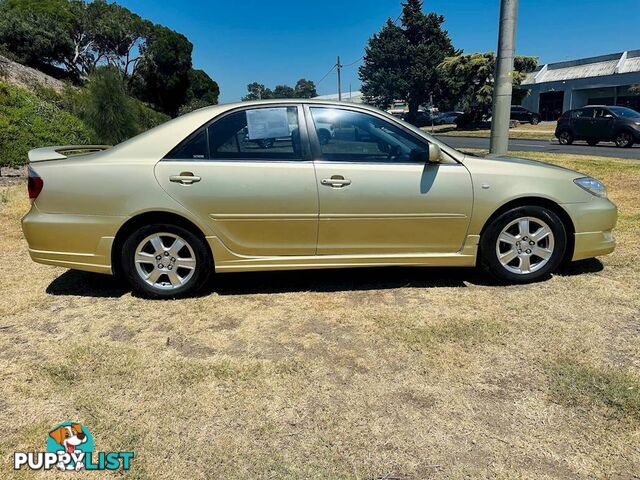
xmin=131 ymin=99 xmax=170 ymax=131
xmin=76 ymin=67 xmax=138 ymax=145
xmin=0 ymin=81 xmax=94 ymax=168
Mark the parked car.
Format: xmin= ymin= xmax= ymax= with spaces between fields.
xmin=22 ymin=100 xmax=616 ymax=298
xmin=555 ymin=106 xmax=640 ymax=148
xmin=510 ymin=106 xmax=540 ymax=125
xmin=434 ymin=111 xmax=463 ymax=125
xmin=247 ymin=121 xmax=335 ymax=148
xmin=401 ymin=111 xmax=434 ymax=127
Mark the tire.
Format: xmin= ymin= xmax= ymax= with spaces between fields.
xmin=121 ymin=224 xmax=212 ymax=299
xmin=480 ymin=206 xmax=567 ymax=284
xmin=587 ymin=139 xmax=599 ymax=146
xmin=615 ymin=131 xmax=634 ymax=148
xmin=531 ymin=115 xmax=540 ymax=125
xmin=557 ymin=130 xmax=574 ymax=145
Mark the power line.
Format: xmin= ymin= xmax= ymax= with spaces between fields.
xmin=342 ymin=56 xmax=362 ymax=68
xmin=314 ymin=11 xmax=402 ymax=91
xmin=316 ymin=64 xmax=336 ymax=85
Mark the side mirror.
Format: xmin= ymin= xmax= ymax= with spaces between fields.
xmin=428 ymin=143 xmax=442 ymax=163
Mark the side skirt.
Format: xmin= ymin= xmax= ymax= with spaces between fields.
xmin=207 ymin=235 xmax=480 ymax=273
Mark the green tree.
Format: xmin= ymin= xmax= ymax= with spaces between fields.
xmin=131 ymin=25 xmax=193 ymax=116
xmin=438 ymin=52 xmax=537 ymax=119
xmin=294 ymin=78 xmax=317 ymax=98
xmin=242 ymin=82 xmax=273 ymax=101
xmin=0 ymin=0 xmax=74 ymax=72
xmin=272 ymin=84 xmax=295 ymax=98
xmin=185 ymin=68 xmax=219 ymax=105
xmin=78 ymin=66 xmax=137 ymax=144
xmin=359 ymin=0 xmax=457 ymax=120
xmin=88 ymin=0 xmax=151 ymax=81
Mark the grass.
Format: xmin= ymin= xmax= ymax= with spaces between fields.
xmin=427 ymin=121 xmax=556 ymax=140
xmin=546 ymin=359 xmax=640 ymax=422
xmin=0 ymin=152 xmax=639 ymax=478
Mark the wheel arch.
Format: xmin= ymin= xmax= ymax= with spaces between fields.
xmin=479 ymin=197 xmax=575 ymax=264
xmin=111 ymin=211 xmax=213 ymax=278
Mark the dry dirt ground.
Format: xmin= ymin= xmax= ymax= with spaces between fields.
xmin=1 ymin=152 xmax=639 ymax=479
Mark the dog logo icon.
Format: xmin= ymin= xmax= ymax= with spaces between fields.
xmin=46 ymin=422 xmax=93 ymax=471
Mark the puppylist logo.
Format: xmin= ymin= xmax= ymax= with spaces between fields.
xmin=14 ymin=422 xmax=134 ymax=472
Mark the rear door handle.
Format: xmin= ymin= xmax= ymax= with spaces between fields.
xmin=169 ymin=173 xmax=201 ymax=185
xmin=321 ymin=176 xmax=351 ymax=188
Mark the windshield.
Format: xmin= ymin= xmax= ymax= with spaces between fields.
xmin=609 ymin=106 xmax=640 ymax=119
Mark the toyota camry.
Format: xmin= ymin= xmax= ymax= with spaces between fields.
xmin=22 ymin=100 xmax=617 ymax=298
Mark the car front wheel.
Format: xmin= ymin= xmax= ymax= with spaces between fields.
xmin=480 ymin=206 xmax=567 ymax=283
xmin=121 ymin=224 xmax=212 ymax=299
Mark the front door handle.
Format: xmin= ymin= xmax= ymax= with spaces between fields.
xmin=169 ymin=172 xmax=201 ymax=185
xmin=321 ymin=176 xmax=351 ymax=188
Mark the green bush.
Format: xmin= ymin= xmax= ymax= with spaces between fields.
xmin=75 ymin=67 xmax=138 ymax=145
xmin=0 ymin=81 xmax=94 ymax=168
xmin=132 ymin=99 xmax=170 ymax=131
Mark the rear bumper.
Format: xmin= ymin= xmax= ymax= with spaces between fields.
xmin=561 ymin=198 xmax=617 ymax=261
xmin=22 ymin=204 xmax=124 ymax=274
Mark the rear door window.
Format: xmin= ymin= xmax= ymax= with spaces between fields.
xmin=208 ymin=106 xmax=303 ymax=160
xmin=573 ymin=108 xmax=595 ymax=119
xmin=165 ymin=129 xmax=208 ymax=160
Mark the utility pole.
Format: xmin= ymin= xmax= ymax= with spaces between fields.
xmin=489 ymin=0 xmax=519 ymax=155
xmin=336 ymin=56 xmax=342 ymax=101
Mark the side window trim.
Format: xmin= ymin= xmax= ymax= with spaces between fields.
xmin=303 ymin=104 xmax=435 ymax=165
xmin=163 ymin=104 xmax=312 ymax=162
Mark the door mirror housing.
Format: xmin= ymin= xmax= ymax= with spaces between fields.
xmin=428 ymin=143 xmax=442 ymax=163
xmin=411 ymin=144 xmax=441 ymax=163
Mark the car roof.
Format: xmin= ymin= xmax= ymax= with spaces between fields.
xmin=192 ymin=98 xmax=390 ymax=115
xmin=104 ymin=98 xmax=464 ymax=163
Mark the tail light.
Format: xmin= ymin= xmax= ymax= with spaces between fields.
xmin=27 ymin=166 xmax=44 ymax=201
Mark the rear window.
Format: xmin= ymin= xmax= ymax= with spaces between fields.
xmin=572 ymin=108 xmax=594 ymax=119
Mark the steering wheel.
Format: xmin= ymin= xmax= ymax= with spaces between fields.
xmin=386 ymin=144 xmax=401 ymax=161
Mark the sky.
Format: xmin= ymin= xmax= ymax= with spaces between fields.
xmin=117 ymin=0 xmax=639 ymax=103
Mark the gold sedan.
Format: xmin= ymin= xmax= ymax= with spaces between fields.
xmin=22 ymin=100 xmax=617 ymax=298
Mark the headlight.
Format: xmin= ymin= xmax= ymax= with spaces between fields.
xmin=574 ymin=177 xmax=607 ymax=198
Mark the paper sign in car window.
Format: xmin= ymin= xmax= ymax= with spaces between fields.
xmin=246 ymin=108 xmax=290 ymax=140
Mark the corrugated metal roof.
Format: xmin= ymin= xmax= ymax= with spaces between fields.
xmin=620 ymin=55 xmax=640 ymax=74
xmin=522 ymin=50 xmax=640 ymax=85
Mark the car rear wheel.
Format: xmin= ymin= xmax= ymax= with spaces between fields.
xmin=480 ymin=206 xmax=567 ymax=283
xmin=122 ymin=224 xmax=212 ymax=299
xmin=615 ymin=131 xmax=634 ymax=148
xmin=558 ymin=130 xmax=574 ymax=145
xmin=531 ymin=115 xmax=540 ymax=125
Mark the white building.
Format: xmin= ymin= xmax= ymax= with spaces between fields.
xmin=313 ymin=90 xmax=364 ymax=103
xmin=520 ymin=50 xmax=640 ymax=121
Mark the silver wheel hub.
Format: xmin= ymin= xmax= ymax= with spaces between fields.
xmin=134 ymin=233 xmax=196 ymax=290
xmin=496 ymin=217 xmax=555 ymax=275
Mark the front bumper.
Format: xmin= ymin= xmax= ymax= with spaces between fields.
xmin=22 ymin=204 xmax=125 ymax=274
xmin=561 ymin=198 xmax=617 ymax=261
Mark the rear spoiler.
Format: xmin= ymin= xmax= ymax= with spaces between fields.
xmin=28 ymin=145 xmax=111 ymax=163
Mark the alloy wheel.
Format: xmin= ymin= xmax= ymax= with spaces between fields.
xmin=134 ymin=232 xmax=196 ymax=290
xmin=495 ymin=217 xmax=555 ymax=275
xmin=615 ymin=132 xmax=632 ymax=148
xmin=558 ymin=131 xmax=572 ymax=145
